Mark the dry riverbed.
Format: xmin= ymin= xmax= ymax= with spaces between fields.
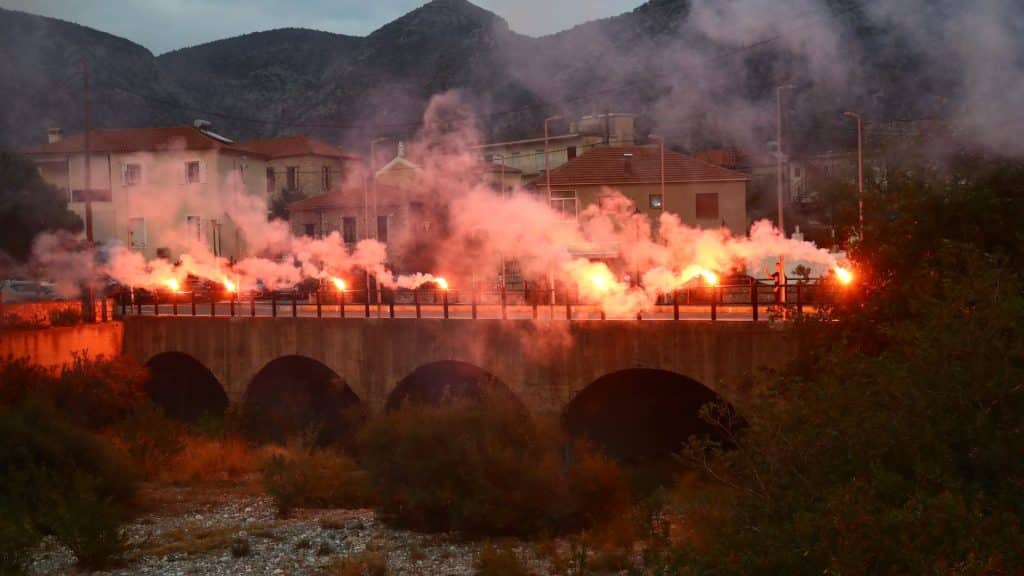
xmin=28 ymin=479 xmax=557 ymax=575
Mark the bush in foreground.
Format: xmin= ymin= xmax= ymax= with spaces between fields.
xmin=0 ymin=402 xmax=136 ymax=572
xmin=0 ymin=354 xmax=147 ymax=431
xmin=262 ymin=446 xmax=375 ymax=515
xmin=357 ymin=398 xmax=630 ymax=537
xmin=661 ymin=244 xmax=1024 ymax=574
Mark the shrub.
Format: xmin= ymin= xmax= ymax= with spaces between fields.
xmin=0 ymin=356 xmax=52 ymax=406
xmin=112 ymin=402 xmax=186 ymax=478
xmin=261 ymin=447 xmax=375 ymax=515
xmin=51 ymin=354 xmax=147 ymax=430
xmin=357 ymin=398 xmax=631 ymax=537
xmin=0 ymin=402 xmax=136 ymax=572
xmin=158 ymin=436 xmax=256 ymax=484
xmin=475 ymin=543 xmax=534 ymax=576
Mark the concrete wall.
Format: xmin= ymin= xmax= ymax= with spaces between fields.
xmin=122 ymin=317 xmax=800 ymax=414
xmin=2 ymin=299 xmax=114 ymax=327
xmin=0 ymin=322 xmax=124 ymax=370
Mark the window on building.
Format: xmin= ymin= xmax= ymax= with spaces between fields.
xmin=567 ymin=146 xmax=577 ymax=160
xmin=695 ymin=193 xmax=719 ymax=220
xmin=322 ymin=166 xmax=331 ymax=191
xmin=377 ymin=215 xmax=388 ymax=243
xmin=129 ymin=217 xmax=146 ymax=248
xmin=342 ymin=217 xmax=357 ymax=244
xmin=304 ymin=223 xmax=316 ymax=237
xmin=551 ymin=190 xmax=578 ymax=217
xmin=210 ymin=220 xmax=222 ymax=257
xmin=186 ymin=215 xmax=202 ymax=241
xmin=266 ymin=167 xmax=276 ymax=194
xmin=649 ymin=194 xmax=663 ymax=210
xmin=185 ymin=161 xmax=202 ymax=184
xmin=123 ymin=163 xmax=142 ymax=186
xmin=287 ymin=166 xmax=298 ymax=190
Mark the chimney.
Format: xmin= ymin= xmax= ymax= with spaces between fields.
xmin=47 ymin=128 xmax=63 ymax=143
xmin=623 ymin=152 xmax=634 ymax=176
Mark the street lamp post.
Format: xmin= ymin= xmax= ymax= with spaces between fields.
xmin=776 ymin=84 xmax=794 ymax=314
xmin=544 ymin=115 xmax=562 ymax=306
xmin=369 ymin=137 xmax=391 ymax=310
xmin=843 ymin=111 xmax=864 ymax=239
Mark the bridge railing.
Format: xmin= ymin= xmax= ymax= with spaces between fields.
xmin=114 ymin=277 xmax=849 ymax=321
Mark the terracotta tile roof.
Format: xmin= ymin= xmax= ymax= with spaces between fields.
xmin=20 ymin=126 xmax=254 ymax=155
xmin=288 ymin=184 xmax=405 ymax=212
xmin=236 ymin=135 xmax=361 ymax=160
xmin=694 ymin=148 xmax=743 ymax=169
xmin=547 ymin=146 xmax=748 ymax=186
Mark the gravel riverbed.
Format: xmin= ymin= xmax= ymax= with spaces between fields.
xmin=28 ymin=481 xmax=553 ymax=575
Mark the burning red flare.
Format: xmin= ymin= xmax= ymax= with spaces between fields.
xmin=223 ymin=278 xmax=237 ymax=293
xmin=436 ymin=277 xmax=449 ymax=290
xmin=834 ymin=266 xmax=854 ymax=285
xmin=164 ymin=278 xmax=181 ymax=292
xmin=330 ymin=277 xmax=346 ymax=291
xmin=701 ymin=269 xmax=719 ymax=286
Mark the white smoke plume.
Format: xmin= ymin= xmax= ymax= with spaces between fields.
xmin=26 ymin=92 xmax=848 ymax=317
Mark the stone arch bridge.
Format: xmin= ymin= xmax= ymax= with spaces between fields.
xmin=122 ymin=316 xmax=802 ymax=414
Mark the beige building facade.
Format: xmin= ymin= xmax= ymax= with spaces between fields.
xmin=546 ymin=146 xmax=749 ymax=236
xmin=238 ymin=136 xmax=362 ymax=199
xmin=24 ymin=126 xmax=267 ymax=261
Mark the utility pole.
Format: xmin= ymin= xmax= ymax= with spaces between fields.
xmin=82 ymin=60 xmax=96 ymax=322
xmin=776 ymin=84 xmax=794 ymax=314
xmin=843 ymin=111 xmax=864 ymax=239
xmin=369 ymin=137 xmax=390 ymax=309
xmin=544 ymin=115 xmax=562 ymax=305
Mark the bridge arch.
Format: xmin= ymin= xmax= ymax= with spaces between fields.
xmin=386 ymin=360 xmax=522 ymax=412
xmin=144 ymin=351 xmax=229 ymax=422
xmin=564 ymin=368 xmax=738 ymax=463
xmin=243 ymin=355 xmax=363 ymax=445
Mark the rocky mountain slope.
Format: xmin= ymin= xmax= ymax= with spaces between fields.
xmin=1 ymin=0 xmax=1013 ymax=154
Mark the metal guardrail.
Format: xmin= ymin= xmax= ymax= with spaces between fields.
xmin=114 ymin=279 xmax=846 ymax=322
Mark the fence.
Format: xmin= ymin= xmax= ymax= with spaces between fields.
xmin=114 ymin=278 xmax=847 ymax=322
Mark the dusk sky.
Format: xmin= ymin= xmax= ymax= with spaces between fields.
xmin=0 ymin=0 xmax=644 ymax=54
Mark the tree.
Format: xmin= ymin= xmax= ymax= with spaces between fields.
xmin=658 ymin=154 xmax=1024 ymax=574
xmin=0 ymin=151 xmax=81 ymax=261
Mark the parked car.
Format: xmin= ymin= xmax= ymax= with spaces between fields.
xmin=0 ymin=280 xmax=61 ymax=302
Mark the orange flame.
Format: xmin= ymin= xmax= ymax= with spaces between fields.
xmin=223 ymin=278 xmax=237 ymax=293
xmin=701 ymin=269 xmax=719 ymax=286
xmin=587 ymin=268 xmax=615 ymax=294
xmin=834 ymin=266 xmax=853 ymax=285
xmin=330 ymin=277 xmax=346 ymax=291
xmin=164 ymin=278 xmax=181 ymax=292
xmin=436 ymin=277 xmax=449 ymax=290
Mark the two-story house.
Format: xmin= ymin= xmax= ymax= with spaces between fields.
xmin=237 ymin=135 xmax=362 ymax=199
xmin=22 ymin=123 xmax=267 ymax=261
xmin=545 ymin=146 xmax=750 ymax=236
